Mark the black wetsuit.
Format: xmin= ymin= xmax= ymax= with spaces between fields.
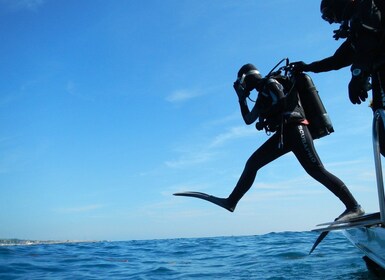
xmin=305 ymin=0 xmax=385 ymax=111
xmin=227 ymin=76 xmax=358 ymax=211
xmin=301 ymin=0 xmax=385 ymax=155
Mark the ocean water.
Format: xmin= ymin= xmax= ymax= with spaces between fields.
xmin=0 ymin=231 xmax=382 ymax=280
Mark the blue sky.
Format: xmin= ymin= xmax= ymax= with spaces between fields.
xmin=0 ymin=0 xmax=379 ymax=241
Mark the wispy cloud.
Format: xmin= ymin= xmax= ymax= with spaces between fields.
xmin=165 ymin=124 xmax=255 ymax=169
xmin=203 ymin=112 xmax=239 ymax=127
xmin=66 ymin=80 xmax=95 ymax=101
xmin=56 ymin=204 xmax=105 ymax=213
xmin=209 ymin=125 xmax=254 ymax=148
xmin=0 ymin=0 xmax=46 ymax=11
xmin=166 ymin=83 xmax=227 ymax=104
xmin=165 ymin=151 xmax=215 ymax=169
xmin=166 ymin=89 xmax=202 ymax=103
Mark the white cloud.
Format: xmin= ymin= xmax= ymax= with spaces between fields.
xmin=1 ymin=0 xmax=46 ymax=11
xmin=166 ymin=89 xmax=202 ymax=103
xmin=209 ymin=125 xmax=255 ymax=148
xmin=66 ymin=80 xmax=95 ymax=101
xmin=165 ymin=151 xmax=215 ymax=169
xmin=56 ymin=204 xmax=105 ymax=213
xmin=165 ymin=124 xmax=255 ymax=169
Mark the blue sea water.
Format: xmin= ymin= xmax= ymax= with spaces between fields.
xmin=0 ymin=231 xmax=382 ymax=279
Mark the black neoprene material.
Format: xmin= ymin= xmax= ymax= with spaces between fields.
xmin=227 ymin=123 xmax=358 ymax=210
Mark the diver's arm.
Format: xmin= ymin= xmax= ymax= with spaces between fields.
xmin=234 ymin=81 xmax=260 ymax=125
xmin=239 ymin=98 xmax=260 ymax=125
xmin=307 ymin=40 xmax=354 ymax=72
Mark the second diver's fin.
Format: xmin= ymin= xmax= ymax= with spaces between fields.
xmin=173 ymin=191 xmax=234 ymax=212
xmin=309 ymin=231 xmax=329 ymax=255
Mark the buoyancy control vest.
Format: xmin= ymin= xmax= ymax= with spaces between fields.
xmin=292 ymin=73 xmax=334 ymax=139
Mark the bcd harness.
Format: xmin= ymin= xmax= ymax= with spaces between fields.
xmin=254 ymin=62 xmax=334 ymax=146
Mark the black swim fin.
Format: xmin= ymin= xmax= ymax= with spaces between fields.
xmin=173 ymin=191 xmax=234 ymax=212
xmin=309 ymin=231 xmax=329 ymax=255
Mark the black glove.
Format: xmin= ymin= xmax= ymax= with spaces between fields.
xmin=348 ymin=69 xmax=370 ymax=104
xmin=333 ymin=24 xmax=349 ymax=40
xmin=289 ymin=61 xmax=310 ymax=72
xmin=233 ymin=81 xmax=250 ymax=101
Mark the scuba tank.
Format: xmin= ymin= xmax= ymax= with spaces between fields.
xmin=293 ymin=72 xmax=334 ymax=139
xmin=253 ymin=58 xmax=334 ymax=140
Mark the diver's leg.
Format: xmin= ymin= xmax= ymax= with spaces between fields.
xmin=287 ymin=124 xmax=363 ymax=220
xmin=226 ymin=133 xmax=288 ymax=211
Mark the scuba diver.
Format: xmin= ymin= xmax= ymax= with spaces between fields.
xmin=291 ymin=0 xmax=385 ymax=112
xmin=175 ymin=63 xmax=364 ymax=222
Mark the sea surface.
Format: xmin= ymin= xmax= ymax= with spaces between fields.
xmin=0 ymin=231 xmax=383 ymax=279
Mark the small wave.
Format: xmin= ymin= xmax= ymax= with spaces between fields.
xmin=0 ymin=239 xmax=99 ymax=246
xmin=0 ymin=233 xmax=376 ymax=279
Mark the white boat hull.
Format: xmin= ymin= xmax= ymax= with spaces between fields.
xmin=343 ymin=226 xmax=385 ymax=270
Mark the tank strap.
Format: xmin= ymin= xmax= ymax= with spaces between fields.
xmin=278 ymin=114 xmax=284 ymax=149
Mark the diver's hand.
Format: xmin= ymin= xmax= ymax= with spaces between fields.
xmin=289 ymin=61 xmax=310 ymax=72
xmin=333 ymin=21 xmax=349 ymax=40
xmin=348 ymin=69 xmax=370 ymax=104
xmin=233 ymin=81 xmax=249 ymax=101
